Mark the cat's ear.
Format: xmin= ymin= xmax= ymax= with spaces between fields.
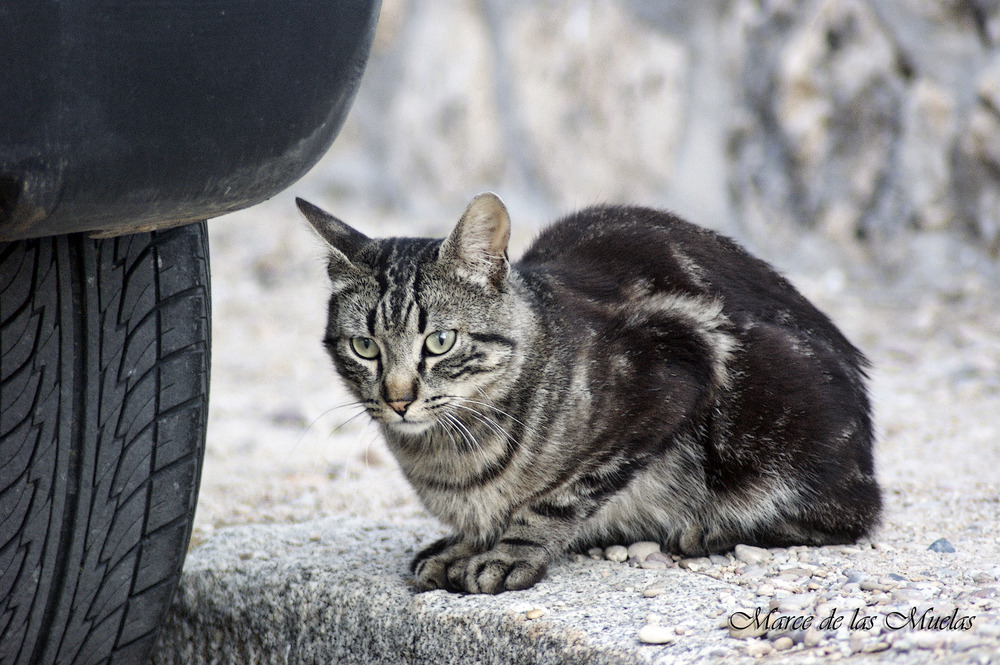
xmin=439 ymin=192 xmax=511 ymax=288
xmin=296 ymin=198 xmax=369 ymax=290
xmin=296 ymin=198 xmax=369 ymax=259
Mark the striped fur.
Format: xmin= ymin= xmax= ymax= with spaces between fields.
xmin=298 ymin=194 xmax=881 ymax=594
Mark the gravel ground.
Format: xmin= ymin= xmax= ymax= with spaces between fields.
xmin=191 ymin=192 xmax=1000 ymax=661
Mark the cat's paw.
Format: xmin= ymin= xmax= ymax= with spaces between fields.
xmin=459 ymin=545 xmax=549 ymax=594
xmin=410 ymin=536 xmax=475 ymax=591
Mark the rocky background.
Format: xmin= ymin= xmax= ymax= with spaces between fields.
xmin=301 ymin=0 xmax=1000 ymax=271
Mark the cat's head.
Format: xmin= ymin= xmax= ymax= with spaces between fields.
xmin=298 ymin=193 xmax=529 ymax=436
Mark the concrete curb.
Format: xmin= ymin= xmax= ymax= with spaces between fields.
xmin=152 ymin=516 xmax=755 ymax=665
xmin=153 ymin=516 xmax=999 ymax=664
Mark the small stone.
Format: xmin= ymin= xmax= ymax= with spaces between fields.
xmin=734 ymin=544 xmax=771 ymax=565
xmin=525 ymin=608 xmax=544 ymax=620
xmin=643 ymin=551 xmax=674 ymax=567
xmin=844 ymin=569 xmax=866 ymax=584
xmin=639 ymin=559 xmax=669 ymax=570
xmin=741 ymin=564 xmax=767 ymax=578
xmin=744 ymin=641 xmax=773 ymax=657
xmin=860 ymin=581 xmax=893 ymax=592
xmin=678 ymin=557 xmax=711 ymax=571
xmin=891 ymin=588 xmax=925 ymax=604
xmin=638 ymin=624 xmax=677 ymax=644
xmin=928 ymin=538 xmax=956 ymax=553
xmin=772 ymin=636 xmax=793 ymax=651
xmin=778 ymin=592 xmax=816 ymax=612
xmin=973 ymin=572 xmax=995 ymax=584
xmin=605 ymin=545 xmax=628 ymax=562
xmin=888 ymin=573 xmax=907 ymax=582
xmin=803 ymin=627 xmax=823 ymax=647
xmin=628 ymin=541 xmax=661 ymax=562
xmin=643 ymin=587 xmax=667 ymax=598
xmin=728 ymin=613 xmax=769 ymax=639
xmin=756 ymin=584 xmax=775 ymax=597
xmin=587 ymin=547 xmax=604 ymax=560
xmin=863 ymin=641 xmax=890 ymax=653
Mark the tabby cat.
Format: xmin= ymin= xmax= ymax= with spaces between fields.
xmin=297 ymin=193 xmax=881 ymax=594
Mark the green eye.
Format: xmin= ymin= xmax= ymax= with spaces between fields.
xmin=424 ymin=330 xmax=457 ymax=355
xmin=350 ymin=336 xmax=380 ymax=359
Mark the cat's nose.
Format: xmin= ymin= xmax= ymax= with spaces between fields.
xmin=388 ymin=399 xmax=413 ymax=415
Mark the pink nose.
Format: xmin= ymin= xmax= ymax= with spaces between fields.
xmin=388 ymin=400 xmax=412 ymax=415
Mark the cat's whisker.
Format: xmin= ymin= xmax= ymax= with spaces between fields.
xmin=443 ymin=412 xmax=489 ymax=468
xmin=284 ymin=400 xmax=370 ymax=467
xmin=466 ymin=391 xmax=537 ymax=435
xmin=447 ymin=402 xmax=520 ymax=450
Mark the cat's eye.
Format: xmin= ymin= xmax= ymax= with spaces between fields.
xmin=350 ymin=336 xmax=380 ymax=359
xmin=424 ymin=330 xmax=457 ymax=355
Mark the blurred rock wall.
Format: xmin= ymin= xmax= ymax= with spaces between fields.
xmin=313 ymin=0 xmax=1000 ymax=261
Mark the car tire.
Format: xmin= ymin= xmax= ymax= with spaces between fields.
xmin=0 ymin=222 xmax=210 ymax=665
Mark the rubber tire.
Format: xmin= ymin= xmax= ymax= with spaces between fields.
xmin=0 ymin=223 xmax=210 ymax=665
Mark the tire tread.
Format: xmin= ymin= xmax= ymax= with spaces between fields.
xmin=0 ymin=223 xmax=209 ymax=665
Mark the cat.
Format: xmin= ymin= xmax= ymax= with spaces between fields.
xmin=297 ymin=193 xmax=881 ymax=594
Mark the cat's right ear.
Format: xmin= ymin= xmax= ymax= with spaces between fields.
xmin=297 ymin=198 xmax=369 ymax=288
xmin=296 ymin=198 xmax=370 ymax=259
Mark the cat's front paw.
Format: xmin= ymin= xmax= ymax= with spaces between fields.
xmin=460 ymin=545 xmax=549 ymax=594
xmin=410 ymin=536 xmax=476 ymax=592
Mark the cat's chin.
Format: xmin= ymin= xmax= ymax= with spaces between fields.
xmin=387 ymin=420 xmax=434 ymax=436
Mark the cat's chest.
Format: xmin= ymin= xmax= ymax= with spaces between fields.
xmin=414 ymin=480 xmax=513 ymax=540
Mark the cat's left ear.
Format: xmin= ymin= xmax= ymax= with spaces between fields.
xmin=439 ymin=192 xmax=511 ymax=288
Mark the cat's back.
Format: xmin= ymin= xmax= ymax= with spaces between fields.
xmin=518 ymin=205 xmax=780 ymax=308
xmin=516 ymin=204 xmax=863 ymax=364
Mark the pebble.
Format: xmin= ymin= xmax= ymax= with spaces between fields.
xmin=638 ymin=624 xmax=677 ymax=644
xmin=756 ymin=584 xmax=775 ymax=597
xmin=525 ymin=609 xmax=544 ymax=620
xmin=627 ymin=541 xmax=661 ymax=562
xmin=728 ymin=615 xmax=769 ymax=639
xmin=643 ymin=587 xmax=666 ymax=598
xmin=639 ymin=558 xmax=670 ymax=570
xmin=640 ymin=551 xmax=674 ymax=569
xmin=743 ymin=641 xmax=773 ymax=657
xmin=844 ymin=569 xmax=866 ymax=584
xmin=678 ymin=557 xmax=712 ymax=571
xmin=772 ymin=636 xmax=793 ymax=651
xmin=863 ymin=641 xmax=890 ymax=653
xmin=740 ymin=564 xmax=767 ymax=578
xmin=587 ymin=547 xmax=604 ymax=560
xmin=605 ymin=545 xmax=628 ymax=562
xmin=928 ymin=538 xmax=956 ymax=553
xmin=777 ymin=592 xmax=815 ymax=612
xmin=734 ymin=544 xmax=771 ymax=565
xmin=803 ymin=627 xmax=823 ymax=647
